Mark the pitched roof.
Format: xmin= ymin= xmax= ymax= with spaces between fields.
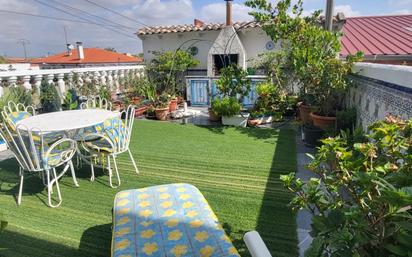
xmin=137 ymin=21 xmax=261 ymax=35
xmin=31 ymin=48 xmax=143 ymax=64
xmin=340 ymin=14 xmax=412 ymax=57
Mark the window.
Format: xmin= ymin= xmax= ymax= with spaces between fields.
xmin=213 ymin=54 xmax=238 ymax=75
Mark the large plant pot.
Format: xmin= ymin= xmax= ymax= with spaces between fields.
xmin=155 ymin=108 xmax=169 ymax=121
xmin=302 ymin=125 xmax=324 ymax=147
xmin=310 ymin=112 xmax=336 ymax=130
xmin=208 ymin=108 xmax=221 ymax=122
xmin=298 ymin=103 xmax=312 ymax=125
xmin=169 ymin=99 xmax=178 ymax=112
xmin=222 ymin=113 xmax=250 ymax=127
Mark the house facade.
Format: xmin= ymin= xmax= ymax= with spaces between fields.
xmin=138 ymin=20 xmax=275 ymax=76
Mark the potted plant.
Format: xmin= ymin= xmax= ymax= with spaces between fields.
xmin=209 ymin=99 xmax=221 ymax=122
xmin=245 ymin=0 xmax=363 ymax=130
xmin=154 ymin=93 xmax=170 ymax=121
xmin=281 ymin=115 xmax=412 ymax=256
xmin=214 ymin=97 xmax=250 ymax=127
xmin=213 ymin=64 xmax=251 ymax=126
xmin=40 ymin=80 xmax=61 ymax=113
xmin=169 ymin=95 xmax=178 ymax=112
xmin=309 ymin=54 xmax=362 ymax=130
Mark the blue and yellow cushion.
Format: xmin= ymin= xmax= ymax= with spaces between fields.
xmin=112 ymin=183 xmax=240 ymax=257
xmin=83 ymin=117 xmax=126 ymax=153
xmin=5 ymin=111 xmax=32 ymax=131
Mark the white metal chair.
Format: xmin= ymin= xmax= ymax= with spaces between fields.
xmin=78 ymin=105 xmax=138 ymax=188
xmin=0 ymin=123 xmax=79 ymax=208
xmin=80 ymin=96 xmax=112 ymax=110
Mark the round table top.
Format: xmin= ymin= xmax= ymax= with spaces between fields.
xmin=16 ymin=109 xmax=118 ymax=132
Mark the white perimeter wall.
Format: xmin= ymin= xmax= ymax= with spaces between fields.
xmin=349 ymin=62 xmax=412 ymax=129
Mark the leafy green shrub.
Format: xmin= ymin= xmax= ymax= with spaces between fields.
xmin=212 ymin=97 xmax=241 ymax=117
xmin=147 ymin=50 xmax=199 ymax=96
xmin=253 ymin=82 xmax=287 ymax=117
xmin=62 ymin=89 xmax=78 ymax=111
xmin=40 ymin=80 xmax=61 ymax=113
xmin=281 ymin=115 xmax=412 ymax=257
xmin=245 ymin=0 xmax=363 ymax=116
xmin=215 ymin=64 xmax=251 ymax=101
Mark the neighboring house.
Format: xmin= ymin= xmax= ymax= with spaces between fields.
xmin=31 ymin=43 xmax=143 ymax=69
xmin=0 ymin=58 xmax=39 ymax=71
xmin=340 ymin=14 xmax=412 ymax=65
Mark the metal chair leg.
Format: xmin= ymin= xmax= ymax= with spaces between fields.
xmin=17 ymin=167 xmax=24 ymax=206
xmin=90 ymin=163 xmax=95 ymax=182
xmin=46 ymin=169 xmax=62 ymax=208
xmin=108 ymin=155 xmax=121 ymax=189
xmin=128 ymin=149 xmax=139 ymax=174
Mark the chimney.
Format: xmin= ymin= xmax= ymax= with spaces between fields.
xmin=66 ymin=44 xmax=74 ymax=56
xmin=76 ymin=41 xmax=84 ymax=60
xmin=225 ymin=0 xmax=233 ymax=26
xmin=194 ymin=19 xmax=205 ymax=28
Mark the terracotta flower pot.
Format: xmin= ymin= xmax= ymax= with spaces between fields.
xmin=298 ymin=103 xmax=312 ymax=125
xmin=169 ymin=99 xmax=178 ymax=112
xmin=155 ymin=107 xmax=169 ymax=121
xmin=310 ymin=112 xmax=336 ymax=130
xmin=248 ymin=119 xmax=262 ymax=127
xmin=208 ymin=108 xmax=221 ymax=122
xmin=135 ymin=106 xmax=148 ymax=118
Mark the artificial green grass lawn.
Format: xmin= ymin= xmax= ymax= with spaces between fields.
xmin=0 ymin=120 xmax=298 ymax=257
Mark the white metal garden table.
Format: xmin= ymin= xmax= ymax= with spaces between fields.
xmin=16 ymin=109 xmax=119 ymax=133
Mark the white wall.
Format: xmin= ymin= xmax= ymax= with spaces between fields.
xmin=238 ymin=28 xmax=275 ymax=66
xmin=140 ymin=31 xmax=220 ymax=70
xmin=353 ymin=62 xmax=412 ymax=89
xmin=0 ymin=63 xmax=39 ymax=71
xmin=349 ymin=62 xmax=412 ymax=130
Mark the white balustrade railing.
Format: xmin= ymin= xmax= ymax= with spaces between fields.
xmin=0 ymin=65 xmax=145 ymax=97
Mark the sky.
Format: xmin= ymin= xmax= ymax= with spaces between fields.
xmin=0 ymin=0 xmax=411 ymax=58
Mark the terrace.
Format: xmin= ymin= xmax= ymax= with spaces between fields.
xmin=0 ymin=1 xmax=412 ymax=257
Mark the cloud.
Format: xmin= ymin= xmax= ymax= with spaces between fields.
xmin=388 ymin=0 xmax=412 ymax=6
xmin=128 ymin=0 xmax=194 ymax=25
xmin=334 ymin=5 xmax=361 ymax=17
xmin=199 ymin=3 xmax=254 ymax=23
xmin=391 ymin=9 xmax=412 ymax=14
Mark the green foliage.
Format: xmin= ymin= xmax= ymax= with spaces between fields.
xmin=147 ymin=50 xmax=199 ymax=95
xmin=99 ymin=85 xmax=111 ymax=101
xmin=215 ymin=64 xmax=251 ymax=101
xmin=281 ymin=115 xmax=412 ymax=257
xmin=0 ymin=56 xmax=6 ymax=64
xmin=40 ymin=80 xmax=61 ymax=113
xmin=62 ymin=89 xmax=78 ymax=111
xmin=211 ymin=97 xmax=241 ymax=117
xmin=154 ymin=93 xmax=170 ymax=109
xmin=9 ymin=86 xmax=32 ymax=107
xmin=245 ymin=0 xmax=363 ymax=116
xmin=252 ymin=50 xmax=292 ymax=89
xmin=253 ymin=82 xmax=286 ymax=116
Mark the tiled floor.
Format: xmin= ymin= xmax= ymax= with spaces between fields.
xmin=295 ymin=127 xmax=317 ymax=257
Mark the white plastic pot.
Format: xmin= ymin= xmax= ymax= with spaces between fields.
xmin=222 ymin=113 xmax=250 ymax=127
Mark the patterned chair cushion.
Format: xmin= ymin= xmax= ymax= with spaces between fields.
xmin=5 ymin=111 xmax=32 ymax=131
xmin=112 ymin=183 xmax=240 ymax=257
xmin=83 ymin=117 xmax=126 ymax=154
